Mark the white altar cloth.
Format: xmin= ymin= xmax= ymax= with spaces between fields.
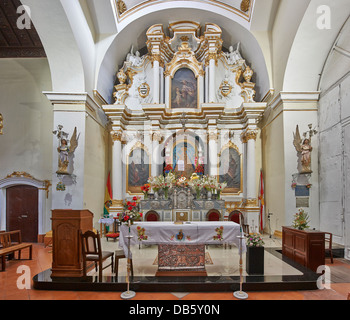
xmin=119 ymin=221 xmax=246 ymax=258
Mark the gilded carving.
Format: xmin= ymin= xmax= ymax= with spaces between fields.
xmin=0 ymin=113 xmax=3 ymax=135
xmin=241 ymin=129 xmax=258 ymax=143
xmin=138 ymin=82 xmax=150 ymax=98
xmin=241 ymin=0 xmax=251 ymax=12
xmin=116 ymin=0 xmax=127 ymax=15
xmin=111 ymin=130 xmax=123 ymax=142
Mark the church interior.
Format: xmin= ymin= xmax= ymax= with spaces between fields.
xmin=1 ymin=0 xmax=350 ymax=301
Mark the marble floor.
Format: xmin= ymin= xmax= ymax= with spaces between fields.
xmin=100 ymin=235 xmax=303 ymax=278
xmin=1 ymin=235 xmax=350 ymax=300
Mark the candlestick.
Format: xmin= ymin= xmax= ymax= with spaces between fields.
xmin=121 ymin=220 xmax=136 ymax=300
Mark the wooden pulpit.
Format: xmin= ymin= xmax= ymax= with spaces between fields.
xmin=51 ymin=209 xmax=93 ymax=278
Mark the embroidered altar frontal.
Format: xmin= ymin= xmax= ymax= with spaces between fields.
xmin=158 ymin=244 xmax=206 ymax=272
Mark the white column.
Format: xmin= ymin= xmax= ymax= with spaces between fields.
xmin=199 ymin=74 xmax=204 ymax=105
xmin=151 ymin=132 xmax=162 ymax=177
xmin=111 ymin=131 xmax=123 ymax=201
xmin=153 ymin=59 xmax=160 ymax=104
xmin=164 ymin=75 xmax=170 ymax=108
xmin=208 ymin=131 xmax=218 ymax=176
xmin=209 ymin=58 xmax=216 ymax=103
xmin=245 ymin=130 xmax=257 ymax=200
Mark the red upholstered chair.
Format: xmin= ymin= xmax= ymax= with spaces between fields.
xmin=229 ymin=211 xmax=250 ymax=236
xmin=146 ymin=211 xmax=159 ymax=221
xmin=207 ymin=210 xmax=221 ymax=221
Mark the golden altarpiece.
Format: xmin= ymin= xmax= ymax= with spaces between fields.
xmin=103 ymin=21 xmax=266 ymax=227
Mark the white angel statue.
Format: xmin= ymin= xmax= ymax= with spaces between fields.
xmin=55 ymin=127 xmax=78 ymax=174
xmin=293 ymin=125 xmax=313 ymax=173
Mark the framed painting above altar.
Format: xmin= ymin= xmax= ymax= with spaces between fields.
xmin=218 ymin=142 xmax=242 ymax=194
xmin=127 ymin=143 xmax=150 ymax=194
xmin=170 ymin=67 xmax=198 ymax=109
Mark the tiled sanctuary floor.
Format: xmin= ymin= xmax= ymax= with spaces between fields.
xmin=1 ymin=235 xmax=350 ymax=300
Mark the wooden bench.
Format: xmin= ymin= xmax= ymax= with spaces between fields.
xmin=0 ymin=230 xmax=32 ymax=272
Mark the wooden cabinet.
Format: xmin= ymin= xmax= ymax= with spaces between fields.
xmin=51 ymin=209 xmax=93 ymax=278
xmin=282 ymin=226 xmax=325 ymax=273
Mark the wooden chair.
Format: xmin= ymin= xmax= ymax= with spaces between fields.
xmin=115 ymin=249 xmax=133 ymax=278
xmin=324 ymin=232 xmax=334 ymax=264
xmin=80 ymin=230 xmax=114 ymax=281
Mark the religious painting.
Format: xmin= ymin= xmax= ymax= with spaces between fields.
xmin=172 ymin=140 xmax=198 ymax=179
xmin=218 ymin=142 xmax=242 ymax=194
xmin=171 ymin=68 xmax=198 ymax=109
xmin=127 ymin=144 xmax=150 ymax=194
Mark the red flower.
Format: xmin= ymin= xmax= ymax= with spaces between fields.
xmin=128 ymin=206 xmax=133 ymax=210
xmin=133 ymin=196 xmax=138 ymax=201
xmin=124 ymin=215 xmax=129 ymax=221
xmin=139 ymin=212 xmax=143 ymax=217
xmin=131 ymin=202 xmax=136 ymax=206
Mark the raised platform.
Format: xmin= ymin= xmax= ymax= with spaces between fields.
xmin=32 ymin=248 xmax=320 ymax=292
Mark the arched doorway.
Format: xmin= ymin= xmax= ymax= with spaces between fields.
xmin=6 ymin=185 xmax=38 ymax=242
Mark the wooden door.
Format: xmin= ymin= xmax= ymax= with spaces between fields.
xmin=6 ymin=185 xmax=38 ymax=242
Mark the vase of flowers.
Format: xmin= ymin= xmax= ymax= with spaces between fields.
xmin=246 ymin=233 xmax=265 ymax=275
xmin=118 ymin=196 xmax=143 ymax=225
xmin=292 ymin=208 xmax=310 ymax=230
xmin=188 ymin=173 xmax=203 ymax=199
xmin=141 ymin=183 xmax=150 ymax=199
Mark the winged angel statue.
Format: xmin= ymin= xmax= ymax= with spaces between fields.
xmin=53 ymin=126 xmax=78 ymax=175
xmin=293 ymin=125 xmax=313 ymax=173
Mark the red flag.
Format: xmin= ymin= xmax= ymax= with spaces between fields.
xmin=258 ymin=170 xmax=265 ymax=232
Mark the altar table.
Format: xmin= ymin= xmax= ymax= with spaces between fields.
xmin=118 ymin=221 xmax=246 ymax=274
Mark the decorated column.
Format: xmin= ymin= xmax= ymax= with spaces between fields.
xmin=111 ymin=130 xmax=124 ymax=212
xmin=151 ymin=131 xmax=162 ymax=177
xmin=243 ymin=129 xmax=258 ymax=201
xmin=153 ymin=56 xmax=160 ymax=104
xmin=208 ymin=130 xmax=218 ymax=176
xmin=208 ymin=55 xmax=216 ymax=103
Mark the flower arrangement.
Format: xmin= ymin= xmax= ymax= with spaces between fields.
xmin=292 ymin=208 xmax=310 ymax=230
xmin=216 ymin=181 xmax=227 ymax=199
xmin=188 ymin=173 xmax=203 ymax=199
xmin=164 ymin=164 xmax=173 ymax=174
xmin=118 ymin=196 xmax=143 ymax=225
xmin=291 ymin=182 xmax=297 ymax=189
xmin=175 ymin=175 xmax=188 ymax=187
xmin=194 ymin=164 xmax=205 ymax=175
xmin=213 ymin=226 xmax=224 ymax=241
xmin=141 ymin=183 xmax=150 ymax=199
xmin=246 ymin=233 xmax=265 ymax=247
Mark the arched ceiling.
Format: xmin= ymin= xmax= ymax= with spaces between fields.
xmin=96 ymin=1 xmax=274 ymax=104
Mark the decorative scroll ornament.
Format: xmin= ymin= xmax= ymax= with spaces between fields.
xmin=116 ymin=0 xmax=127 ymax=15
xmin=241 ymin=0 xmax=251 ymax=12
xmin=138 ymin=82 xmax=150 ymax=98
xmin=53 ymin=125 xmax=78 ymax=175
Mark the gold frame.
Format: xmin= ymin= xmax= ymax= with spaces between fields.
xmin=217 ymin=141 xmax=243 ymax=195
xmin=126 ymin=142 xmax=151 ymax=195
xmin=169 ymin=67 xmax=200 ymax=110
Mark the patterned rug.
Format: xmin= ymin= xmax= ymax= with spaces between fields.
xmin=153 ymin=252 xmax=213 ymax=265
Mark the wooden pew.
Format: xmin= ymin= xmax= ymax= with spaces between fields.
xmin=0 ymin=230 xmax=32 ymax=272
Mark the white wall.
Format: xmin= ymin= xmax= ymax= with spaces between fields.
xmin=319 ymin=73 xmax=350 ymax=257
xmin=0 ymin=58 xmax=53 ymax=235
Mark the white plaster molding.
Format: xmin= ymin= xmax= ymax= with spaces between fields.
xmin=269 ymin=91 xmax=320 ymax=110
